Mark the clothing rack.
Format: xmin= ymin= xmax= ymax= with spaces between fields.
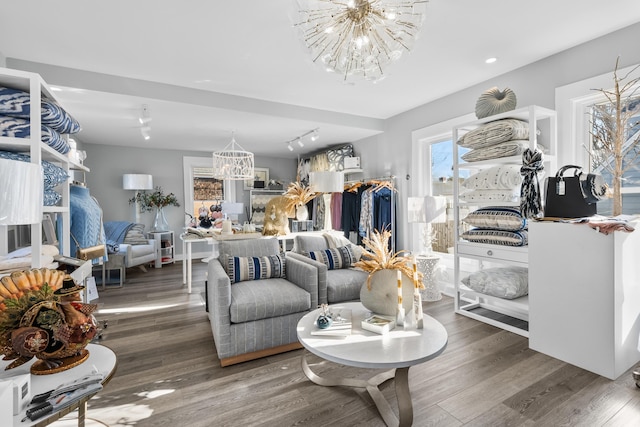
xmin=342 ymin=175 xmax=396 ymax=252
xmin=343 ymin=174 xmax=396 ymax=185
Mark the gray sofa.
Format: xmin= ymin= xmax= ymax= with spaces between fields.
xmin=287 ymin=234 xmax=369 ymax=305
xmin=207 ymin=238 xmax=318 ymax=366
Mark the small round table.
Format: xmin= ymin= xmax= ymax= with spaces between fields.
xmin=297 ymin=302 xmax=448 ymax=427
xmin=1 ymin=343 xmax=117 ymax=427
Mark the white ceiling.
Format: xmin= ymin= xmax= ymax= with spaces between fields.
xmin=1 ymin=0 xmax=639 ymax=159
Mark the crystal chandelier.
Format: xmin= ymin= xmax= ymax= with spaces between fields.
xmin=212 ymin=132 xmax=255 ymax=180
xmin=296 ymin=0 xmax=429 ymax=82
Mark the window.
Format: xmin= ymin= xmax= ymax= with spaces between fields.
xmin=556 ymin=64 xmax=640 ymax=216
xmin=193 ymin=167 xmax=224 ymax=220
xmin=410 ymin=113 xmax=475 ymax=254
xmin=588 ymin=96 xmax=640 ymax=215
xmin=183 ymin=156 xmax=236 ymax=226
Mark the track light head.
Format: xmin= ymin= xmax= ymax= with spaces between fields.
xmin=311 ymin=128 xmax=320 ymax=141
xmin=287 ymin=142 xmax=294 ymax=152
xmin=297 ymin=137 xmax=304 ymax=148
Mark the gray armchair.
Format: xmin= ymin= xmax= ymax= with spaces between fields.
xmin=287 ymin=234 xmax=369 ymax=305
xmin=207 ymin=238 xmax=318 ymax=367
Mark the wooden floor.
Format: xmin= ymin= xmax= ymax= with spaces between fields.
xmin=55 ymin=262 xmax=640 ymax=427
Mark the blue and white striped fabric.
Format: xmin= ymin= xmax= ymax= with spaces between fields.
xmin=0 ymin=86 xmax=81 ymax=134
xmin=462 ymin=206 xmax=527 ymax=231
xmin=461 ymin=228 xmax=528 ymax=247
xmin=222 ymin=253 xmax=286 ymax=284
xmin=0 ymin=115 xmax=70 ymax=154
xmin=303 ymin=245 xmax=355 ymax=270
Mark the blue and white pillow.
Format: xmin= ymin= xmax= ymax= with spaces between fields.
xmin=461 ymin=229 xmax=528 ymax=246
xmin=221 ymin=253 xmax=286 ymax=284
xmin=0 ymin=150 xmax=68 ymax=190
xmin=463 ymin=206 xmax=527 ymax=231
xmin=0 ymin=115 xmax=70 ymax=154
xmin=0 ymin=86 xmax=81 ymax=134
xmin=43 ymin=189 xmax=62 ymax=206
xmin=303 ymin=245 xmax=356 ymax=270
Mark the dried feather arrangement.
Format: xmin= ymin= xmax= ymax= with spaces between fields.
xmin=354 ymin=229 xmax=423 ymax=290
xmin=283 ymin=181 xmax=316 ymax=211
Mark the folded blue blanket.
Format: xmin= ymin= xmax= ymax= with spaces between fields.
xmin=104 ymin=221 xmax=135 ymax=245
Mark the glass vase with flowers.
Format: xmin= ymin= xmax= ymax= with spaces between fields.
xmin=129 ymin=186 xmax=180 ymax=232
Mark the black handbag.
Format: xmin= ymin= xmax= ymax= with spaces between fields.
xmin=543 ymin=165 xmax=606 ymax=218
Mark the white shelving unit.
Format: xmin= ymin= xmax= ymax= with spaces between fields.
xmin=148 ymin=230 xmax=175 ymax=268
xmin=0 ymin=67 xmax=89 ymax=267
xmin=452 ymin=105 xmax=557 ymax=337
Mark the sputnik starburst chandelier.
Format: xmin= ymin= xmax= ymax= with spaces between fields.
xmin=295 ymin=0 xmax=429 ymax=82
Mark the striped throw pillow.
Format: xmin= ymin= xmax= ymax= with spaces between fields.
xmin=303 ymin=245 xmax=355 ymax=270
xmin=222 ymin=253 xmax=286 ymax=284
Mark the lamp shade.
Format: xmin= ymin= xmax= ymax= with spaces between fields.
xmin=221 ymin=202 xmax=244 ymax=215
xmin=0 ymin=159 xmax=43 ymax=225
xmin=309 ymin=171 xmax=344 ymax=193
xmin=123 ymin=174 xmax=153 ymax=190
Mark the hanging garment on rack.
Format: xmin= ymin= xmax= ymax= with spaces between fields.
xmin=70 ymin=185 xmax=106 ymax=263
xmin=331 ymin=192 xmax=342 ymax=230
xmin=341 ymin=189 xmax=362 ymax=242
xmin=313 ymin=196 xmax=324 ymax=230
xmin=322 ymin=194 xmax=333 ymax=230
xmin=373 ymin=186 xmax=395 ymax=250
xmin=359 ymin=185 xmax=374 ymax=238
xmin=374 ymin=186 xmax=394 ymax=233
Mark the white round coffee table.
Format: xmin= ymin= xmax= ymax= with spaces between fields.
xmin=297 ymin=302 xmax=448 ymax=427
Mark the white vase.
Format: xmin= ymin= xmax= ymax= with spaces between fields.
xmin=359 ymin=269 xmax=415 ymax=317
xmin=296 ymin=205 xmax=309 ymax=221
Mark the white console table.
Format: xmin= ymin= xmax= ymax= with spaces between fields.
xmin=180 ymin=235 xmax=214 ymax=294
xmin=529 ymin=220 xmax=640 ymax=379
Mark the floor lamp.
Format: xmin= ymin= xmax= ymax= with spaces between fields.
xmin=123 ymin=174 xmax=153 ymax=224
xmin=408 ymin=195 xmax=447 ymax=301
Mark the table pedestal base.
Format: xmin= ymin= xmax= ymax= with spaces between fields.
xmin=301 ymin=352 xmax=412 ymax=427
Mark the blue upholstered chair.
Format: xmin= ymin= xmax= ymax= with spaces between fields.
xmin=207 ymin=238 xmax=318 ymax=366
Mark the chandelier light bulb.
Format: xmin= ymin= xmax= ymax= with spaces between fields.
xmin=296 ymin=0 xmax=429 ymax=82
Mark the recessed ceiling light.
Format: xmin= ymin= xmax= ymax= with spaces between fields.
xmin=485 ymin=57 xmax=497 ymax=64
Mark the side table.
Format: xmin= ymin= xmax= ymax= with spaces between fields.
xmin=2 ymin=343 xmax=117 ymax=427
xmin=101 ymin=253 xmax=125 ymax=289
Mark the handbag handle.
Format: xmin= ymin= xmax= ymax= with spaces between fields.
xmin=556 ymin=165 xmax=583 ymax=179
